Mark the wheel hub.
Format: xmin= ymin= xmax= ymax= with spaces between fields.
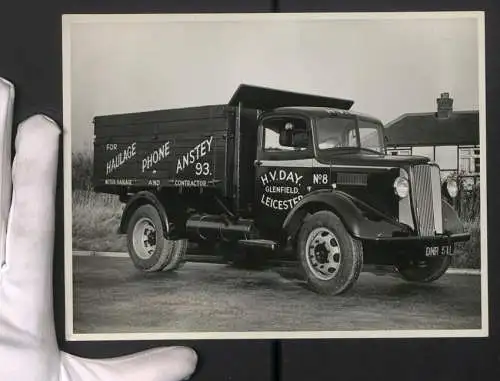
xmin=132 ymin=217 xmax=157 ymax=260
xmin=305 ymin=227 xmax=342 ymax=281
xmin=314 ymin=242 xmax=329 ymax=263
xmin=144 ymin=226 xmax=156 ymax=246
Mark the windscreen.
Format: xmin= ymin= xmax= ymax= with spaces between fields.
xmin=316 ymin=117 xmax=384 ymax=153
xmin=358 ymin=119 xmax=384 ymax=153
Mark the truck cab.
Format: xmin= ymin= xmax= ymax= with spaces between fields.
xmin=93 ymin=84 xmax=470 ymax=295
xmin=253 ymin=107 xmax=389 ymax=233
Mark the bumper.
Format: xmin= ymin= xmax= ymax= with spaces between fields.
xmin=373 ymin=232 xmax=470 ymax=245
xmin=364 ymin=232 xmax=470 ymax=261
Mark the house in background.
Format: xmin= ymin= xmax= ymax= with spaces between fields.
xmin=384 ymin=92 xmax=480 ymax=190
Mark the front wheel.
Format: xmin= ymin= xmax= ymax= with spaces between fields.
xmin=297 ymin=211 xmax=363 ymax=295
xmin=126 ymin=204 xmax=187 ymax=272
xmin=396 ymin=255 xmax=451 ymax=283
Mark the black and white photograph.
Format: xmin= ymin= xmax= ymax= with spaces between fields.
xmin=63 ymin=12 xmax=487 ymax=340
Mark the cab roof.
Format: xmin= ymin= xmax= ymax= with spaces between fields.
xmin=269 ymin=106 xmax=383 ymax=124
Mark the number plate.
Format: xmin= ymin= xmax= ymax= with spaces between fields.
xmin=425 ymin=245 xmax=452 ymax=257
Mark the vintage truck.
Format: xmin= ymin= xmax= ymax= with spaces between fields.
xmin=92 ymin=84 xmax=470 ymax=295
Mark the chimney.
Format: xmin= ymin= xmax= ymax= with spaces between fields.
xmin=436 ymin=92 xmax=453 ymax=118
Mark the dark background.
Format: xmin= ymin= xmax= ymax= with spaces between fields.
xmin=1 ymin=1 xmax=499 ymax=380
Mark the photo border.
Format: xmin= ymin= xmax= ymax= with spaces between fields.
xmin=62 ymin=11 xmax=488 ymax=341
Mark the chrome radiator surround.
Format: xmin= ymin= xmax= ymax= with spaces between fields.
xmin=409 ymin=163 xmax=443 ymax=236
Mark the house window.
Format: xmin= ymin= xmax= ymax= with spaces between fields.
xmin=412 ymin=146 xmax=434 ymax=161
xmin=459 ymin=146 xmax=480 ymax=175
xmin=387 ymin=147 xmax=412 ymax=156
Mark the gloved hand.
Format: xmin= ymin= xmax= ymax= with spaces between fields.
xmin=0 ymin=77 xmax=198 ymax=381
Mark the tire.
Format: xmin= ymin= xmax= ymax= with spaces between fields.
xmin=396 ymin=255 xmax=451 ymax=283
xmin=126 ymin=204 xmax=187 ymax=272
xmin=163 ymin=238 xmax=188 ymax=271
xmin=395 ymin=199 xmax=458 ymax=283
xmin=297 ymin=210 xmax=363 ymax=295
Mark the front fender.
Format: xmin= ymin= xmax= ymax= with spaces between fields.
xmin=282 ymin=189 xmax=410 ymax=241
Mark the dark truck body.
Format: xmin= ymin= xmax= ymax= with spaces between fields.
xmin=92 ymin=84 xmax=470 ymax=295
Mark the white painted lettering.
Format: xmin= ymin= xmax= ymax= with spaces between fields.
xmin=174 ymin=179 xmax=208 ymax=187
xmin=260 ymin=169 xmax=303 ymax=186
xmin=142 ymin=141 xmax=171 ymax=172
xmin=261 ymin=173 xmax=270 ymax=186
xmin=176 ymin=136 xmax=214 ymax=174
xmin=260 ymin=194 xmax=303 ymax=211
xmin=106 ymin=142 xmax=137 ymax=175
xmin=259 ymin=168 xmax=305 ymax=210
xmin=148 ymin=179 xmax=160 ymax=186
xmin=313 ymin=173 xmax=328 ymax=185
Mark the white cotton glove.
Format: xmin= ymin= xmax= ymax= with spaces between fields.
xmin=0 ymin=78 xmax=198 ymax=381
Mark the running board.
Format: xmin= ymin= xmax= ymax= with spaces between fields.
xmin=238 ymin=239 xmax=278 ymax=251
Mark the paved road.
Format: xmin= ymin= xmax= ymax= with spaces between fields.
xmin=72 ymin=256 xmax=482 ymax=334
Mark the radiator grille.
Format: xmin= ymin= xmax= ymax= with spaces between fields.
xmin=411 ymin=164 xmax=442 ymax=236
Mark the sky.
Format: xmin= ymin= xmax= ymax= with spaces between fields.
xmin=66 ymin=14 xmax=481 ymax=154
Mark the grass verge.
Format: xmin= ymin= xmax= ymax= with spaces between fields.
xmin=72 ymin=190 xmax=127 ymax=252
xmin=451 ymin=219 xmax=480 ymax=269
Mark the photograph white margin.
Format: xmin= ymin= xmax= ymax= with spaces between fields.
xmin=62 ymin=11 xmax=488 ymax=341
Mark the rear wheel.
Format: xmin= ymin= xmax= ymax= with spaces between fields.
xmin=297 ymin=211 xmax=363 ymax=295
xmin=127 ymin=204 xmax=187 ymax=272
xmin=396 ymin=255 xmax=451 ymax=282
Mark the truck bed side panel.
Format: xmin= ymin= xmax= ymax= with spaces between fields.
xmin=93 ymin=106 xmax=231 ymax=193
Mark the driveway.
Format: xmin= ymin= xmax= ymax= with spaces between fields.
xmin=72 ymin=255 xmax=482 ymax=334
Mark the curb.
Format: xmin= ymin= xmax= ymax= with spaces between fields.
xmin=72 ymin=250 xmax=481 ymax=275
xmin=446 ymin=268 xmax=481 ymax=275
xmin=73 ymin=250 xmax=128 ymax=258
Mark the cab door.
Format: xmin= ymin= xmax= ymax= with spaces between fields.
xmin=253 ymin=114 xmax=314 ymax=234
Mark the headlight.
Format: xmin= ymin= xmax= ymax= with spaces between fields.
xmin=446 ymin=179 xmax=458 ymax=198
xmin=394 ymin=176 xmax=409 ymax=198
